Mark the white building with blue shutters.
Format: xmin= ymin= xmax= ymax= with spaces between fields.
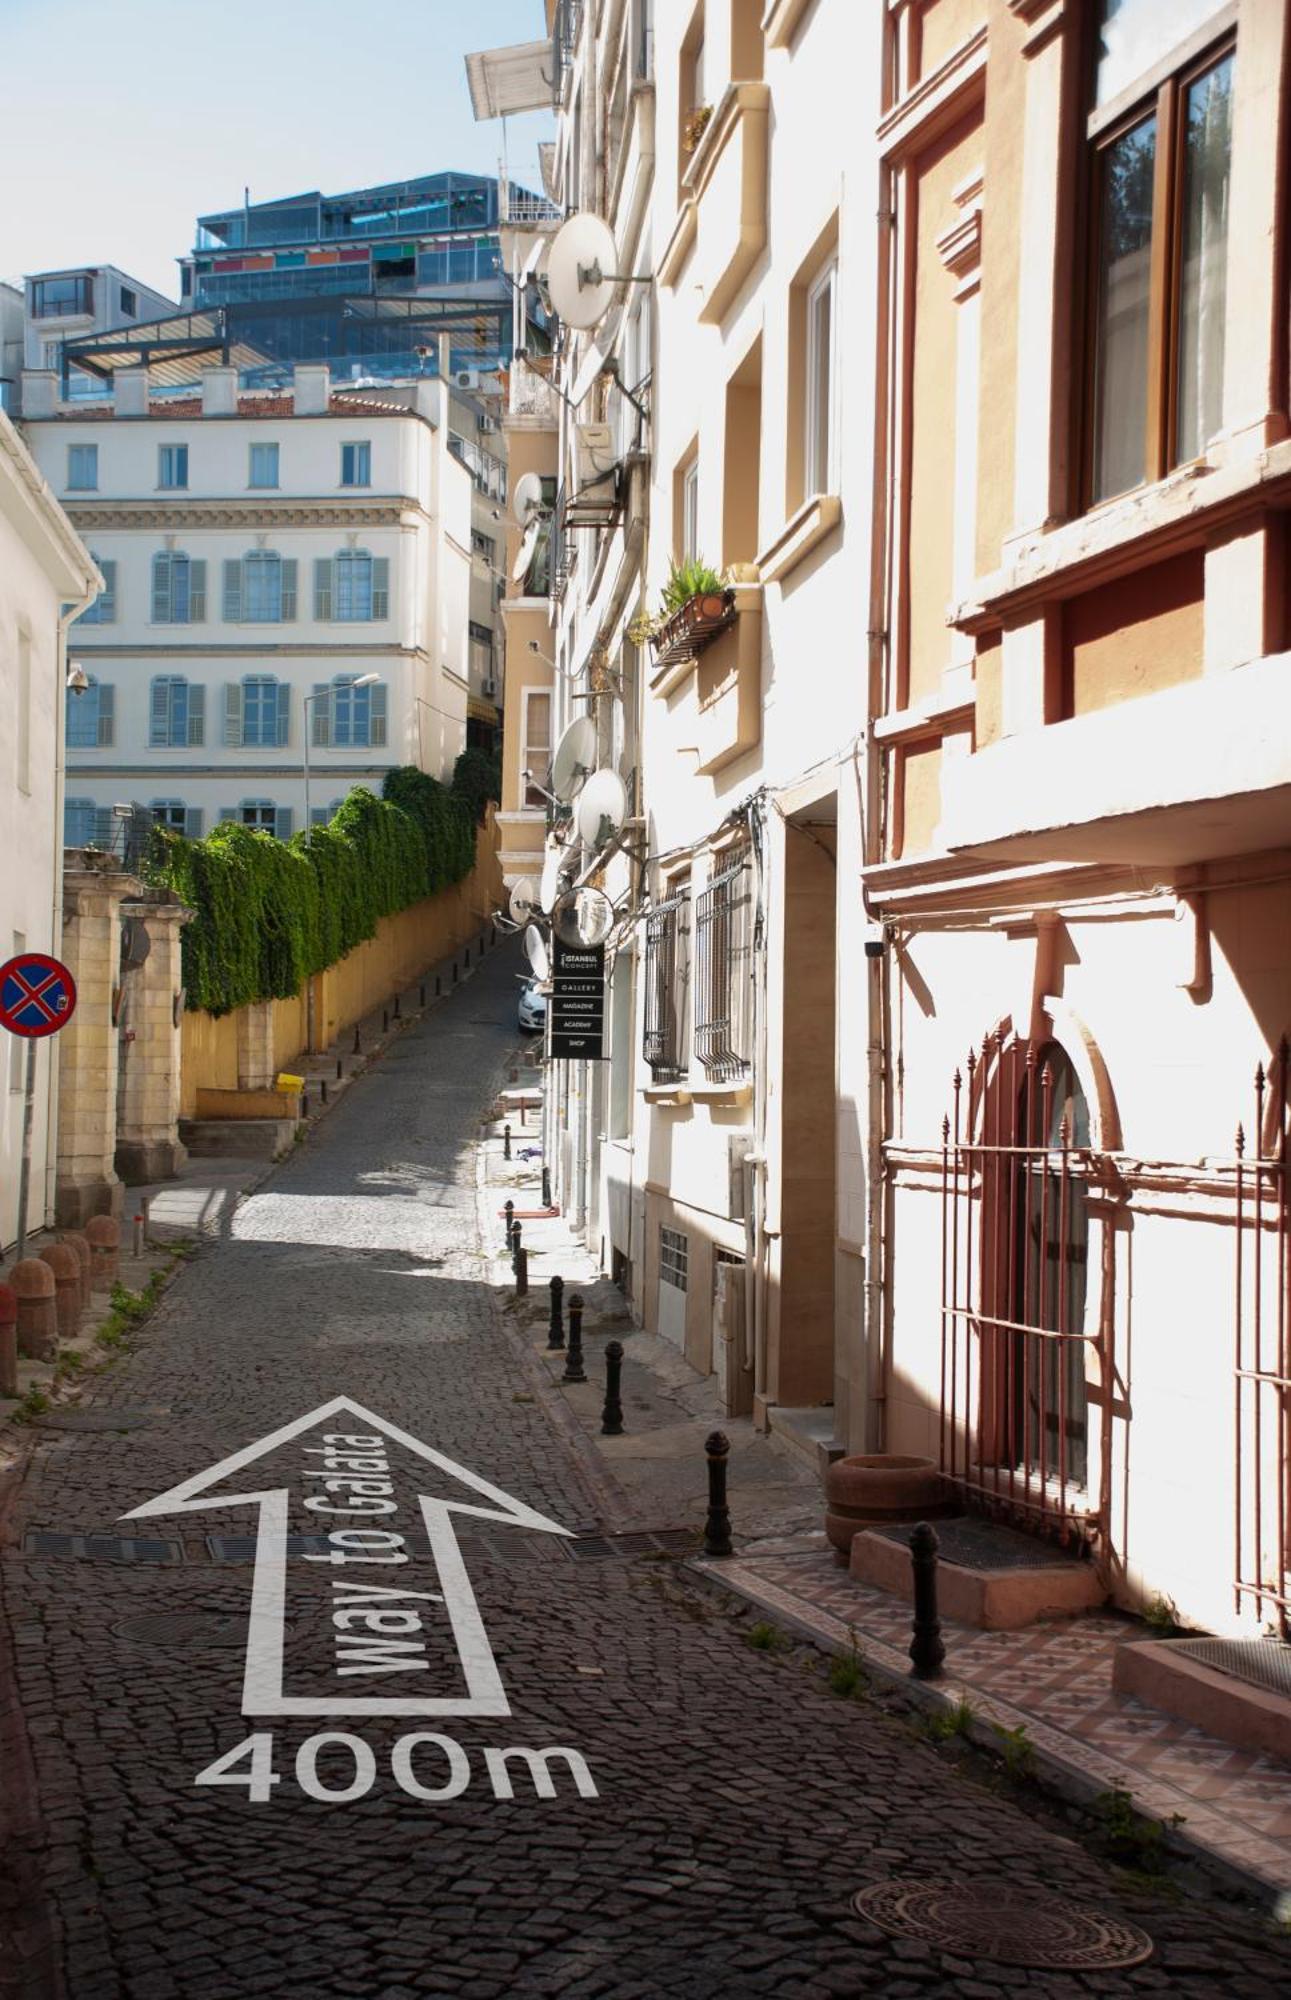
xmin=20 ymin=361 xmax=473 ymax=841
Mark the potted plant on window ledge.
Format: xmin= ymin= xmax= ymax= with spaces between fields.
xmin=682 ymin=104 xmax=714 ymax=155
xmin=648 ymin=557 xmax=736 ymax=669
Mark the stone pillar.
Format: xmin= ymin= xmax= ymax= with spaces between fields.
xmin=56 ymin=864 xmax=140 ymax=1228
xmin=115 ymin=889 xmax=192 ymax=1184
xmin=236 ymin=1001 xmax=276 ymax=1091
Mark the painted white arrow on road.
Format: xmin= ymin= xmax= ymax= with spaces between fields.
xmin=122 ymin=1396 xmax=572 ymax=1721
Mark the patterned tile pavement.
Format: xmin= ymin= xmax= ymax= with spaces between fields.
xmin=702 ymin=1542 xmax=1291 ymax=1898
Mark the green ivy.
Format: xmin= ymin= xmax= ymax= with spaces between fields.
xmin=148 ymin=763 xmax=497 ymax=1017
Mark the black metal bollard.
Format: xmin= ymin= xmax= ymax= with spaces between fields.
xmin=562 ymin=1293 xmax=586 ymax=1383
xmin=435 ymin=974 xmax=442 ymax=997
xmin=547 ymin=1275 xmax=565 ymax=1351
xmin=321 ymin=1079 xmax=328 ymax=1104
xmin=503 ymin=1123 xmax=512 ymax=1161
xmin=465 ymin=944 xmax=471 ymax=968
xmin=703 ymin=1431 xmax=733 ymax=1557
xmin=514 ymin=1246 xmax=529 ymax=1298
xmin=352 ymin=1026 xmax=361 ymax=1055
xmin=908 ymin=1523 xmax=946 ymax=1679
xmin=510 ymin=1218 xmax=522 ymax=1271
xmin=383 ymin=1009 xmax=389 ymax=1033
xmin=393 ymin=995 xmax=401 ymax=1019
xmin=541 ymin=1166 xmax=552 ymax=1209
xmin=336 ymin=1058 xmax=343 ymax=1081
xmin=503 ymin=1199 xmax=514 ymax=1250
xmin=601 ymin=1341 xmax=625 ymax=1436
xmin=420 ymin=983 xmax=426 ymax=1008
xmin=452 ymin=960 xmax=459 ymax=984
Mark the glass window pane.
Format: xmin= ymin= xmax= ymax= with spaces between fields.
xmin=1176 ymin=54 xmax=1233 ymax=464
xmin=1094 ymin=0 xmax=1222 ymax=107
xmin=1091 ymin=114 xmax=1156 ymax=503
xmin=809 ymin=275 xmax=834 ymax=495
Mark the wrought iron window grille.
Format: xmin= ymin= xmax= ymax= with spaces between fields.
xmin=643 ymin=888 xmax=690 ymax=1082
xmin=694 ymin=847 xmax=753 ymax=1083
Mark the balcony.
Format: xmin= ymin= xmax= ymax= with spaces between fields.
xmin=507 ymin=357 xmax=558 ymax=424
xmin=448 ymin=431 xmax=507 ymax=503
xmin=658 ymin=83 xmax=770 ymax=326
xmin=938 ymin=652 xmax=1291 ymax=868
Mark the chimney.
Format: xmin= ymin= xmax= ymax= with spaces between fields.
xmin=20 ymin=370 xmax=57 ymax=417
xmin=201 ymin=365 xmax=237 ymax=416
xmin=114 ymin=368 xmax=149 ymax=417
xmin=293 ymin=364 xmax=330 ymax=416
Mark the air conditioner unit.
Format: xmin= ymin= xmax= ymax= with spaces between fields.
xmin=478 ymin=413 xmax=499 ymax=433
xmin=483 ymin=678 xmax=497 ymax=698
xmin=455 ymin=367 xmax=482 ymax=389
xmin=575 ymin=421 xmax=617 ymax=491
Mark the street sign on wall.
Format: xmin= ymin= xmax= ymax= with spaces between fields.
xmin=549 ymin=938 xmax=606 ymax=1060
xmin=0 ymin=953 xmax=77 ymax=1039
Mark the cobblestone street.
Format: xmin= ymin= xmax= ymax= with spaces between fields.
xmin=1 ymin=948 xmax=1288 ymax=2000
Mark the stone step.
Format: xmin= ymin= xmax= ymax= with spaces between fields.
xmin=178 ymin=1117 xmax=295 ymax=1161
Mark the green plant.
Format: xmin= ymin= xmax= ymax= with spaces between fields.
xmin=827 ymin=1637 xmax=868 ymax=1699
xmin=745 ymin=1620 xmax=784 ymax=1653
xmin=659 ymin=557 xmax=726 ymax=617
xmin=1092 ymin=1786 xmax=1183 ymax=1872
xmin=682 ymin=104 xmax=713 ymax=153
xmin=450 ymin=747 xmax=501 ymax=825
xmin=993 ymin=1720 xmax=1036 ymax=1781
xmin=12 ymin=1387 xmax=50 ymax=1424
xmin=1144 ymin=1592 xmax=1181 ymax=1637
xmin=925 ymin=1695 xmax=976 ymax=1743
xmin=626 ymin=608 xmax=660 ymax=647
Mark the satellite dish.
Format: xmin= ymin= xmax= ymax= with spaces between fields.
xmin=552 ymin=885 xmax=615 ymax=950
xmin=512 ymin=517 xmax=542 ymax=582
xmin=509 ymin=876 xmax=538 ymax=923
xmin=512 ymin=470 xmax=545 ymax=525
xmin=550 ymin=715 xmax=597 ymax=803
xmin=576 ymin=768 xmax=628 ymax=849
xmin=539 ymin=835 xmax=569 ymax=914
xmin=546 ymin=212 xmax=619 ymax=330
xmin=523 ymin=924 xmax=550 ymax=981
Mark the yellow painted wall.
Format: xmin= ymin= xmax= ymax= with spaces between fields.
xmin=1063 ymin=553 xmax=1205 ymax=717
xmin=916 ymin=0 xmax=987 ymax=79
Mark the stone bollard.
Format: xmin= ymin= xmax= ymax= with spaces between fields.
xmin=562 ymin=1294 xmax=586 ymax=1385
xmin=85 ymin=1215 xmax=120 ymax=1291
xmin=465 ymin=945 xmax=471 ymax=969
xmin=59 ymin=1232 xmax=92 ymax=1315
xmin=132 ymin=1212 xmax=145 ymax=1258
xmin=547 ymin=1274 xmax=565 ymax=1351
xmin=504 ymin=1123 xmax=512 ymax=1162
xmin=514 ymin=1246 xmax=529 ymax=1298
xmin=0 ymin=1285 xmax=17 ymax=1397
xmin=12 ymin=1259 xmax=57 ymax=1362
xmin=703 ymin=1431 xmax=733 ymax=1558
xmin=420 ymin=984 xmax=427 ymax=1008
xmin=40 ymin=1243 xmax=83 ymax=1341
xmin=452 ymin=960 xmax=459 ymax=984
xmin=436 ymin=974 xmax=442 ymax=997
xmin=909 ymin=1522 xmax=946 ymax=1679
xmin=336 ymin=1058 xmax=343 ymax=1081
xmin=601 ymin=1341 xmax=625 ymax=1436
xmin=503 ymin=1199 xmax=514 ymax=1250
xmin=393 ymin=995 xmax=401 ymax=1020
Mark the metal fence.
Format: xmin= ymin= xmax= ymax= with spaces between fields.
xmin=64 ymin=804 xmax=157 ymax=872
xmin=1235 ymin=1042 xmax=1290 ymax=1637
xmin=643 ymin=891 xmax=689 ymax=1082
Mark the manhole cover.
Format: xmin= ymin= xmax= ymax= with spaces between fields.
xmin=34 ymin=1408 xmax=152 ymax=1432
xmin=851 ymin=1881 xmax=1153 ymax=1970
xmin=113 ymin=1611 xmax=249 ymax=1650
xmin=875 ymin=1519 xmax=1087 ymax=1571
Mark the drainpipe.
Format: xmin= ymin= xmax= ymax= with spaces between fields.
xmin=48 ymin=587 xmax=100 ymax=1227
xmin=746 ymin=796 xmax=770 ymax=1415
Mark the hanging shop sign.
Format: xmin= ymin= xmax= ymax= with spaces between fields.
xmin=549 ymin=937 xmax=606 ymax=1060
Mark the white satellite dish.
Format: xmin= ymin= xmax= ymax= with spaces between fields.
xmin=552 ymin=885 xmax=615 ymax=950
xmin=509 ymin=876 xmax=538 ymax=923
xmin=576 ymin=768 xmax=628 ymax=849
xmin=550 ymin=715 xmax=598 ymax=803
xmin=512 ymin=517 xmax=542 ymax=582
xmin=523 ymin=924 xmax=550 ymax=982
xmin=546 ymin=212 xmax=619 ymax=330
xmin=512 ymin=470 xmax=545 ymax=525
xmin=539 ymin=835 xmax=569 ymax=914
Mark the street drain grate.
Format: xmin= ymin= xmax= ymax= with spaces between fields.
xmin=564 ymin=1529 xmax=698 ymax=1561
xmin=852 ymin=1881 xmax=1153 ymax=1970
xmin=22 ymin=1531 xmax=182 ymax=1564
xmin=1169 ymin=1636 xmax=1291 ymax=1699
xmin=33 ymin=1408 xmax=153 ymax=1432
xmin=112 ymin=1611 xmax=251 ymax=1650
xmin=207 ymin=1534 xmax=334 ymax=1562
xmin=875 ymin=1519 xmax=1087 ymax=1572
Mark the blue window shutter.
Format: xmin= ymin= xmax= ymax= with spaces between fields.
xmin=223 ymin=683 xmax=243 ymax=748
xmin=189 ymin=558 xmax=206 ymax=621
xmin=314 ymin=557 xmax=333 ymax=620
xmin=371 ymin=556 xmax=390 ymax=619
xmin=218 ymin=806 xmax=237 ymax=823
xmin=369 ymin=682 xmax=388 ymax=747
xmin=276 ymin=682 xmax=290 ymax=746
xmin=274 ymin=806 xmax=294 ymax=841
xmin=96 ymin=560 xmax=116 ymax=621
xmin=223 ymin=558 xmax=243 ymax=622
xmin=149 ymin=678 xmax=171 ymax=747
xmin=151 ymin=554 xmax=170 ymax=622
xmin=96 ymin=683 xmax=115 ymax=747
xmin=184 ymin=807 xmax=204 ymax=839
xmin=311 ymin=683 xmax=331 ymax=746
xmin=280 ymin=558 xmax=297 ymax=622
xmin=187 ymin=682 xmax=206 ymax=745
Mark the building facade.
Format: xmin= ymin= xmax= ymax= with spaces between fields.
xmin=21 ymin=362 xmax=473 ymax=839
xmin=0 ymin=411 xmax=100 ymax=1250
xmin=22 ymin=265 xmax=176 ymax=407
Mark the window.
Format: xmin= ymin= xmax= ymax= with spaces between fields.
xmin=805 ymin=259 xmax=838 ymax=498
xmin=151 ymin=800 xmax=203 ymax=838
xmin=222 ymin=800 xmax=294 ymax=839
xmin=249 ymin=443 xmax=279 ymax=489
xmin=1087 ymin=9 xmax=1234 ymax=502
xmin=681 ymin=456 xmax=700 ymax=563
xmin=643 ymin=885 xmax=691 ymax=1081
xmin=65 ymin=675 xmax=114 ymax=749
xmin=694 ymin=845 xmax=753 ymax=1081
xmin=310 ymin=798 xmax=345 ymax=827
xmin=151 ymin=552 xmax=207 ymax=623
xmin=340 ymin=441 xmax=372 ymax=487
xmin=310 ymin=679 xmax=388 ymax=749
xmin=32 ymin=275 xmax=92 ymax=318
xmin=471 ymin=527 xmax=496 ymax=562
xmin=521 ymin=690 xmax=552 ymax=807
xmin=63 ymin=803 xmax=97 ymax=846
xmin=149 ymin=676 xmax=205 ymax=748
xmin=78 ymin=558 xmax=116 ymax=624
xmin=659 ymin=1226 xmax=689 ymax=1292
xmin=158 ymin=444 xmax=188 ymax=490
xmin=227 ymin=675 xmax=288 ymax=748
xmin=67 ymin=444 xmax=98 ymax=491
xmin=120 ymin=285 xmax=137 ymax=317
xmin=225 ymin=552 xmax=296 ymax=623
xmin=315 ymin=551 xmax=389 ymax=622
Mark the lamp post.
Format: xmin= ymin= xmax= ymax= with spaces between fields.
xmin=303 ymin=673 xmax=378 ymax=828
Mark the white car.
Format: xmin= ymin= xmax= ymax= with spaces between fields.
xmin=518 ymin=978 xmax=547 ymax=1034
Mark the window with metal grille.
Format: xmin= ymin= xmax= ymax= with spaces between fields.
xmin=694 ymin=844 xmax=753 ymax=1082
xmin=643 ymin=887 xmax=690 ymax=1081
xmin=659 ymin=1226 xmax=688 ymax=1292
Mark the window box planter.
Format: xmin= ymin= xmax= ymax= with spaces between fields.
xmin=649 ymin=587 xmax=736 ymax=671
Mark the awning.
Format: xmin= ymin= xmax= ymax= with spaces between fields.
xmin=464 ymin=41 xmax=554 ymax=120
xmin=467 ymin=693 xmax=501 ymax=724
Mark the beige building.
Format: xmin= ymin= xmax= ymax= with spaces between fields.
xmin=0 ymin=412 xmax=100 ymax=1250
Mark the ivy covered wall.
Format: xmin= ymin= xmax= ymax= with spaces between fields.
xmin=150 ymin=759 xmax=498 ymax=1017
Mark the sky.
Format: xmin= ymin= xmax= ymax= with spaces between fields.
xmin=0 ymin=0 xmax=553 ymax=299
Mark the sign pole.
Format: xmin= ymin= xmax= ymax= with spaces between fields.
xmin=15 ymin=1039 xmax=37 ymax=1263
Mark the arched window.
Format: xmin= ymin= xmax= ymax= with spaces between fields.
xmin=149 ymin=675 xmax=205 ymax=747
xmin=314 ymin=550 xmax=390 ymax=622
xmin=151 ymin=551 xmax=206 ymax=623
xmin=224 ymin=551 xmax=296 ymax=622
xmin=225 ymin=675 xmax=288 ymax=748
xmin=66 ymin=674 xmax=114 ymax=748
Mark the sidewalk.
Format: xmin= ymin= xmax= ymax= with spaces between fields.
xmin=478 ymin=1075 xmax=1291 ymax=1907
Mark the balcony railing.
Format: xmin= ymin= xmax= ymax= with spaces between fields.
xmin=498 ymin=169 xmax=563 ymax=230
xmin=64 ymin=805 xmax=157 ymax=872
xmin=508 ymin=357 xmax=558 ymax=422
xmin=448 ymin=431 xmax=508 ymax=503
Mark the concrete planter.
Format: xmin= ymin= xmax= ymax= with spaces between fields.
xmin=824 ymin=1453 xmax=956 ymax=1556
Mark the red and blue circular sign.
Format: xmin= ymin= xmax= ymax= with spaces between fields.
xmin=0 ymin=953 xmax=78 ymax=1039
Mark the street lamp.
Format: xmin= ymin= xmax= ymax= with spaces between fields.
xmin=302 ymin=674 xmax=379 ymax=827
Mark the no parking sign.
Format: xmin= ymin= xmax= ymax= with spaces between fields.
xmin=0 ymin=952 xmax=77 ymax=1039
